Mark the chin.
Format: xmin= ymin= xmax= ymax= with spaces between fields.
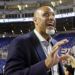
xmin=46 ymin=29 xmax=55 ymax=35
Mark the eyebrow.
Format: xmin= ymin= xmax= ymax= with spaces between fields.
xmin=43 ymin=12 xmax=55 ymax=16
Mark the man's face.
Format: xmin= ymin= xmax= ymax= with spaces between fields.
xmin=34 ymin=6 xmax=56 ymax=36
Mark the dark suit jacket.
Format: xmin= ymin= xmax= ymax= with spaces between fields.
xmin=4 ymin=31 xmax=65 ymax=75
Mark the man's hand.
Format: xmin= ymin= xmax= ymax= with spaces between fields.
xmin=45 ymin=39 xmax=69 ymax=69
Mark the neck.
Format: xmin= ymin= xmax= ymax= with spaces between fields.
xmin=40 ymin=32 xmax=52 ymax=41
xmin=35 ymin=28 xmax=52 ymax=40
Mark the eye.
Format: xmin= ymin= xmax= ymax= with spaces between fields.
xmin=43 ymin=13 xmax=49 ymax=17
xmin=52 ymin=13 xmax=55 ymax=16
xmin=43 ymin=12 xmax=55 ymax=17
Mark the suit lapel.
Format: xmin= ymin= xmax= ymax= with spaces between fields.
xmin=30 ymin=31 xmax=46 ymax=61
xmin=36 ymin=42 xmax=46 ymax=60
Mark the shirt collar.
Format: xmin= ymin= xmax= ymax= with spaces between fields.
xmin=34 ymin=29 xmax=52 ymax=42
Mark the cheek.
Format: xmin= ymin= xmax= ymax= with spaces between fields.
xmin=41 ymin=21 xmax=47 ymax=30
xmin=38 ymin=24 xmax=46 ymax=32
xmin=41 ymin=25 xmax=47 ymax=33
xmin=39 ymin=17 xmax=46 ymax=23
xmin=38 ymin=18 xmax=47 ymax=30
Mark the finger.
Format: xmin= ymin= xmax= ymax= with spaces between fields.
xmin=51 ymin=39 xmax=68 ymax=55
xmin=53 ymin=39 xmax=69 ymax=50
xmin=56 ymin=39 xmax=69 ymax=46
xmin=51 ymin=39 xmax=69 ymax=55
xmin=50 ymin=39 xmax=69 ymax=56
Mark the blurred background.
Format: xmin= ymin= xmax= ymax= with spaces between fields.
xmin=0 ymin=0 xmax=75 ymax=75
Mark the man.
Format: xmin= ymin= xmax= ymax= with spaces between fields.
xmin=4 ymin=6 xmax=69 ymax=75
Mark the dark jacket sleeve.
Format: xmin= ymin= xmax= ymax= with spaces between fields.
xmin=4 ymin=37 xmax=48 ymax=75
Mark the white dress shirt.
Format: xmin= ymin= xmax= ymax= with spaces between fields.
xmin=34 ymin=29 xmax=59 ymax=75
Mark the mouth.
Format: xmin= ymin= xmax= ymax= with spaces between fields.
xmin=47 ymin=23 xmax=55 ymax=29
